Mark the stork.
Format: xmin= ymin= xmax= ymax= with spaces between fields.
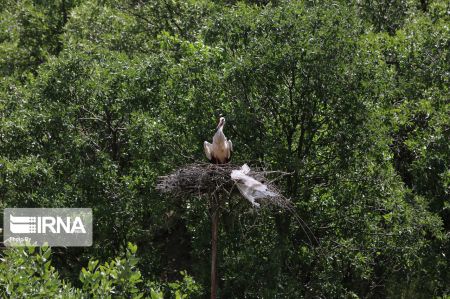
xmin=204 ymin=117 xmax=233 ymax=164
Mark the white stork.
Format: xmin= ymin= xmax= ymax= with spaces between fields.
xmin=204 ymin=117 xmax=233 ymax=164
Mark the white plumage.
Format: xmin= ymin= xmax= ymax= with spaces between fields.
xmin=204 ymin=117 xmax=233 ymax=164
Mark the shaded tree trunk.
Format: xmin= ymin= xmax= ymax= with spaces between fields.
xmin=210 ymin=196 xmax=219 ymax=299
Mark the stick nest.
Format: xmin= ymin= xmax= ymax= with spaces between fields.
xmin=156 ymin=163 xmax=291 ymax=209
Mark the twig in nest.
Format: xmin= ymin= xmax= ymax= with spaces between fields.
xmin=156 ymin=162 xmax=291 ymax=210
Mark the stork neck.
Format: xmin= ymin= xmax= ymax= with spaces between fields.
xmin=213 ymin=126 xmax=226 ymax=143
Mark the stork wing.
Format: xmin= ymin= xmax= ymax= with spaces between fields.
xmin=227 ymin=140 xmax=233 ymax=160
xmin=204 ymin=141 xmax=213 ymax=161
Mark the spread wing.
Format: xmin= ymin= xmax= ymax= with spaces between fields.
xmin=226 ymin=140 xmax=233 ymax=160
xmin=204 ymin=141 xmax=213 ymax=161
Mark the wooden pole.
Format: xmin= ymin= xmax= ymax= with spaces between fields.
xmin=210 ymin=196 xmax=219 ymax=299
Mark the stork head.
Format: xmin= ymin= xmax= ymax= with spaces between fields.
xmin=216 ymin=117 xmax=225 ymax=129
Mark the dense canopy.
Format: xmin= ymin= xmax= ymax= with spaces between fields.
xmin=0 ymin=0 xmax=448 ymax=298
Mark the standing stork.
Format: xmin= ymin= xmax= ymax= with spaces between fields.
xmin=204 ymin=117 xmax=233 ymax=164
xmin=203 ymin=116 xmax=233 ymax=298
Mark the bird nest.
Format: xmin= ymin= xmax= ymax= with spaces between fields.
xmin=156 ymin=163 xmax=291 ymax=209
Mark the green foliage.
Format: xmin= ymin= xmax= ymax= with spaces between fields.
xmin=0 ymin=0 xmax=448 ymax=297
xmin=0 ymin=243 xmax=200 ymax=298
xmin=0 ymin=245 xmax=81 ymax=298
xmin=79 ymin=242 xmax=143 ymax=297
xmin=0 ymin=0 xmax=78 ymax=76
